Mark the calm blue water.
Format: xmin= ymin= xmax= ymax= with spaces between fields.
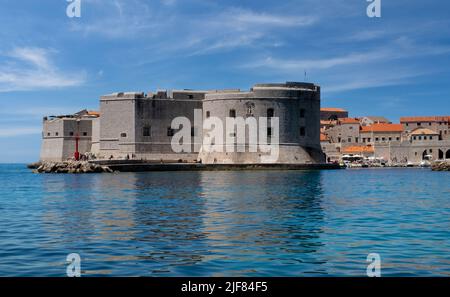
xmin=0 ymin=164 xmax=449 ymax=276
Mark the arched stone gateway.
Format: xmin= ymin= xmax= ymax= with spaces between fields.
xmin=422 ymin=150 xmax=428 ymax=160
xmin=439 ymin=149 xmax=444 ymax=160
xmin=446 ymin=149 xmax=450 ymax=160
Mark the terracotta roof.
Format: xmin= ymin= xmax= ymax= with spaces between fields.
xmin=400 ymin=116 xmax=450 ymax=123
xmin=410 ymin=128 xmax=439 ymax=135
xmin=342 ymin=145 xmax=375 ymax=154
xmin=87 ymin=111 xmax=100 ymax=117
xmin=320 ymin=133 xmax=329 ymax=142
xmin=320 ymin=120 xmax=334 ymax=125
xmin=339 ymin=118 xmax=360 ymax=124
xmin=321 ymin=107 xmax=347 ymax=112
xmin=360 ymin=123 xmax=403 ymax=133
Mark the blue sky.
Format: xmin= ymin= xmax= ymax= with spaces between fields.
xmin=0 ymin=0 xmax=450 ymax=162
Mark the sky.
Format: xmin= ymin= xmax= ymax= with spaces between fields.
xmin=0 ymin=0 xmax=450 ymax=163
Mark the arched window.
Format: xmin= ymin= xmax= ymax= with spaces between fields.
xmin=267 ymin=108 xmax=274 ymax=118
xmin=143 ymin=126 xmax=151 ymax=137
xmin=422 ymin=150 xmax=428 ymax=160
xmin=300 ymin=127 xmax=306 ymax=137
xmin=300 ymin=108 xmax=306 ymax=118
xmin=245 ymin=102 xmax=255 ymax=117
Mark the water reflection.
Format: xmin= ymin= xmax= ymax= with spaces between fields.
xmin=3 ymin=166 xmax=450 ymax=276
xmin=38 ymin=170 xmax=326 ymax=276
xmin=130 ymin=172 xmax=209 ymax=274
xmin=198 ymin=170 xmax=326 ymax=275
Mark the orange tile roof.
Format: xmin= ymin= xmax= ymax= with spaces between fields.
xmin=321 ymin=107 xmax=347 ymax=112
xmin=342 ymin=145 xmax=375 ymax=154
xmin=87 ymin=111 xmax=100 ymax=117
xmin=400 ymin=116 xmax=450 ymax=123
xmin=410 ymin=128 xmax=439 ymax=135
xmin=360 ymin=123 xmax=403 ymax=133
xmin=320 ymin=120 xmax=334 ymax=125
xmin=339 ymin=118 xmax=360 ymax=124
xmin=320 ymin=133 xmax=329 ymax=141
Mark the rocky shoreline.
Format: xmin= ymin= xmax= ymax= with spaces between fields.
xmin=29 ymin=161 xmax=113 ymax=174
xmin=431 ymin=161 xmax=450 ymax=171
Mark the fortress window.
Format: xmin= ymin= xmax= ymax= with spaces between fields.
xmin=206 ymin=111 xmax=210 ymax=118
xmin=348 ymin=138 xmax=352 ymax=143
xmin=417 ymin=123 xmax=421 ymax=126
xmin=267 ymin=127 xmax=272 ymax=137
xmin=47 ymin=132 xmax=50 ymax=136
xmin=83 ymin=132 xmax=88 ymax=136
xmin=355 ymin=137 xmax=359 ymax=143
xmin=143 ymin=127 xmax=151 ymax=137
xmin=229 ymin=109 xmax=236 ymax=118
xmin=389 ymin=137 xmax=392 ymax=141
xmin=167 ymin=127 xmax=175 ymax=137
xmin=188 ymin=95 xmax=194 ymax=99
xmin=368 ymin=138 xmax=371 ymax=142
xmin=245 ymin=102 xmax=255 ymax=116
xmin=375 ymin=137 xmax=379 ymax=142
xmin=300 ymin=108 xmax=305 ymax=118
xmin=397 ymin=137 xmax=400 ymax=141
xmin=120 ymin=133 xmax=127 ymax=138
xmin=267 ymin=108 xmax=274 ymax=118
xmin=363 ymin=138 xmax=366 ymax=143
xmin=191 ymin=127 xmax=196 ymax=137
xmin=55 ymin=132 xmax=59 ymax=136
xmin=300 ymin=127 xmax=306 ymax=137
xmin=338 ymin=137 xmax=341 ymax=142
xmin=69 ymin=132 xmax=74 ymax=136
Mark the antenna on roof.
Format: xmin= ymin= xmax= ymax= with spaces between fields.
xmin=304 ymin=70 xmax=307 ymax=82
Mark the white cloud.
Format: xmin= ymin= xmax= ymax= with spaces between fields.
xmin=0 ymin=47 xmax=86 ymax=93
xmin=225 ymin=9 xmax=316 ymax=28
xmin=0 ymin=127 xmax=41 ymax=137
xmin=242 ymin=52 xmax=387 ymax=71
xmin=69 ymin=1 xmax=317 ymax=56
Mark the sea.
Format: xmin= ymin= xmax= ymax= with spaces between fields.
xmin=0 ymin=164 xmax=449 ymax=276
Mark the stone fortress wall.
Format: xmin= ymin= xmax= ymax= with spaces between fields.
xmin=40 ymin=113 xmax=95 ymax=162
xmin=198 ymin=82 xmax=323 ymax=164
xmin=40 ymin=82 xmax=326 ymax=165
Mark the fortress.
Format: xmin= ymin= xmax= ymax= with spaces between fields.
xmin=40 ymin=82 xmax=326 ymax=165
